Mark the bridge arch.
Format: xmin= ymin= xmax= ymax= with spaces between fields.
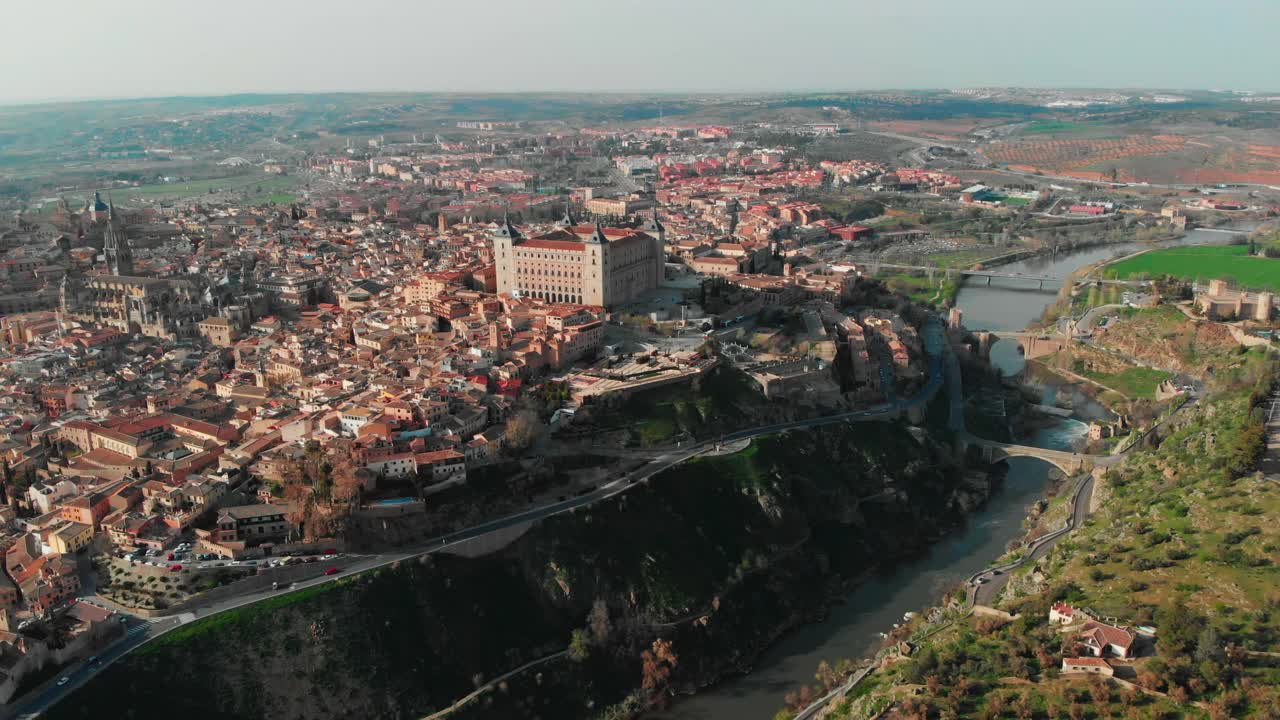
xmin=961 ymin=433 xmax=1093 ymax=475
xmin=976 ymin=331 xmax=1067 ymax=365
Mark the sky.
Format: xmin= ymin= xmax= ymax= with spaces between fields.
xmin=2 ymin=0 xmax=1277 ymax=104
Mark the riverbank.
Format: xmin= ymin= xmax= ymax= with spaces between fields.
xmin=973 ymin=230 xmax=1184 ymax=274
xmin=810 ymin=353 xmax=1279 ymax=720
xmin=762 ymin=222 xmax=1264 ymax=717
xmin=754 ymin=232 xmax=1227 ymax=719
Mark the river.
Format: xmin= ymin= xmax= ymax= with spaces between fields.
xmin=654 ymin=226 xmax=1243 ymax=720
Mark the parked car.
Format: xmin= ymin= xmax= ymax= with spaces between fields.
xmin=304 ymin=557 xmax=318 ymax=564
xmin=323 ymin=567 xmax=340 ymax=576
xmin=322 ymin=548 xmax=337 ymax=555
xmin=168 ymin=564 xmax=183 ymax=572
xmin=166 ymin=553 xmax=175 ymax=561
xmin=57 ymin=677 xmax=70 ymax=686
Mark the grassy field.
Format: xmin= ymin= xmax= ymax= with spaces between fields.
xmin=921 ymin=248 xmax=1006 ymax=269
xmin=995 ymin=195 xmax=1032 ymax=206
xmin=1019 ymin=119 xmax=1112 ymax=136
xmin=1082 ymin=366 xmax=1172 ymax=399
xmin=1105 ymin=244 xmax=1280 ymax=292
xmin=879 ymin=272 xmax=957 ymax=307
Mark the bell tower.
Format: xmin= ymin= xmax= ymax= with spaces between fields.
xmin=103 ymin=201 xmax=134 ymax=275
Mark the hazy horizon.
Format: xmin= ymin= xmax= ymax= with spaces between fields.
xmin=2 ymin=0 xmax=1277 ymax=104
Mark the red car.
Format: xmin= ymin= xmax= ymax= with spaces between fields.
xmin=168 ymin=564 xmax=183 ymax=572
xmin=166 ymin=553 xmax=175 ymax=561
xmin=322 ymin=548 xmax=337 ymax=555
xmin=323 ymin=567 xmax=340 ymax=576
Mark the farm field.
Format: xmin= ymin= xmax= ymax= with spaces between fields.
xmin=1017 ymin=119 xmax=1111 ymax=136
xmin=1104 ymin=244 xmax=1280 ymax=292
xmin=82 ymin=173 xmax=300 ymax=204
xmin=867 ymin=119 xmax=988 ymax=141
xmin=983 ymin=134 xmax=1187 ymax=173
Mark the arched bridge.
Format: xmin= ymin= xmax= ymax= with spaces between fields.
xmin=960 ymin=432 xmax=1106 ymax=474
xmin=974 ymin=331 xmax=1069 ymax=361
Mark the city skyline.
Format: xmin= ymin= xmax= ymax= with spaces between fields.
xmin=3 ymin=0 xmax=1278 ymax=104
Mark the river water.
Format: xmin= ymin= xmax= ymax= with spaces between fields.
xmin=655 ymin=227 xmax=1242 ymax=720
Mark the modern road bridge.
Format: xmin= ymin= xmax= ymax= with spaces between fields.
xmin=867 ymin=262 xmax=1148 ymax=289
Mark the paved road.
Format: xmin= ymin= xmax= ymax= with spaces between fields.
xmin=970 ymin=473 xmax=1095 ymax=606
xmin=1074 ymin=303 xmax=1127 ymax=336
xmin=10 ymin=615 xmax=179 ymax=720
xmin=1262 ymin=389 xmax=1280 ymax=478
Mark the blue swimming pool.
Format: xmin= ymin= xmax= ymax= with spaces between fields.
xmin=373 ymin=497 xmax=415 ymax=506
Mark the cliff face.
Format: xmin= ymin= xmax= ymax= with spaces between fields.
xmin=49 ymin=422 xmax=991 ymax=720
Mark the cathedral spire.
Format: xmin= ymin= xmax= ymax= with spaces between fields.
xmin=558 ymin=202 xmax=577 ymax=227
xmin=589 ymin=219 xmax=608 ymax=244
xmin=493 ymin=209 xmax=522 ymax=241
xmin=103 ymin=201 xmax=134 ymax=276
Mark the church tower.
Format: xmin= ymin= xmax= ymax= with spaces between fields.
xmin=557 ymin=202 xmax=577 ymax=228
xmin=642 ymin=206 xmax=666 ymax=287
xmin=491 ymin=211 xmax=522 ymax=297
xmin=103 ymin=201 xmax=134 ymax=276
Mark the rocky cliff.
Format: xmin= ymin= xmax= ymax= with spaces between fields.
xmin=48 ymin=422 xmax=994 ymax=720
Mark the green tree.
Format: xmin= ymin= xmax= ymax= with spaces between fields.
xmin=568 ymin=629 xmax=590 ymax=662
xmin=1157 ymin=597 xmax=1206 ymax=658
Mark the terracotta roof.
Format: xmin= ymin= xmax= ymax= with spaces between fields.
xmin=1063 ymin=656 xmax=1111 ymax=669
xmin=415 ymin=449 xmax=464 ymax=464
xmin=1080 ymin=621 xmax=1135 ymax=652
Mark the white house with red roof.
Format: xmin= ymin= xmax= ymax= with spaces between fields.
xmin=1049 ymin=601 xmax=1087 ymax=625
xmin=1062 ymin=656 xmax=1114 ymax=676
xmin=1078 ymin=620 xmax=1136 ymax=659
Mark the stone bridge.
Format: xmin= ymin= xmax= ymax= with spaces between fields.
xmin=974 ymin=331 xmax=1068 ymax=361
xmin=961 ymin=432 xmax=1101 ymax=474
